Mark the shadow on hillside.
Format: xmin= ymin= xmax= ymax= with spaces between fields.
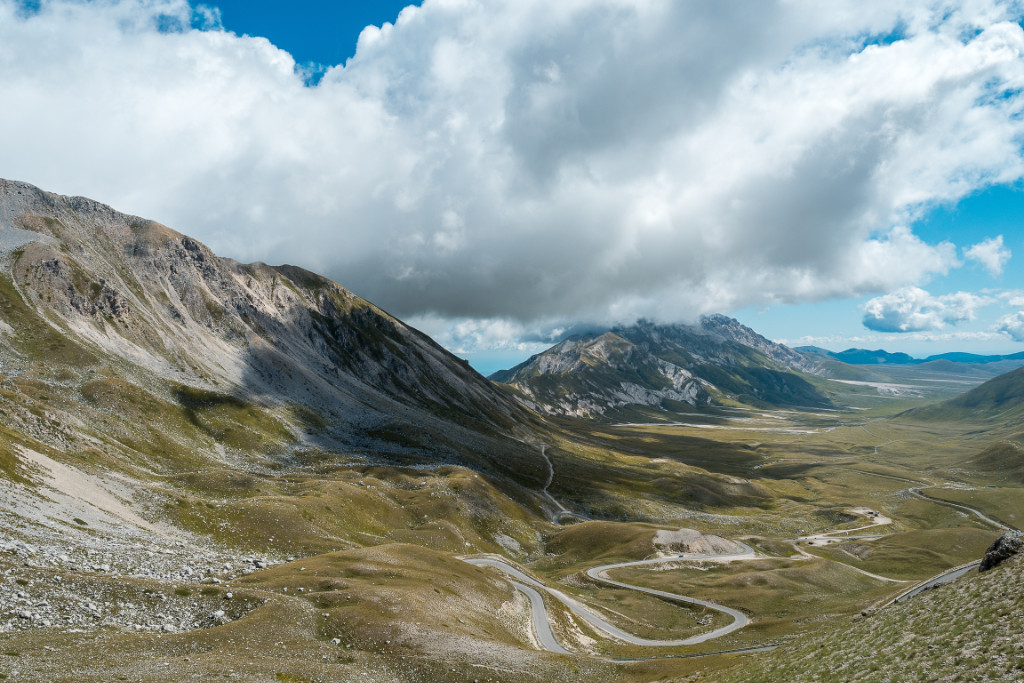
xmin=233 ymin=327 xmax=551 ymax=495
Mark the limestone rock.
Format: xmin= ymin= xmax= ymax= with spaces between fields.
xmin=979 ymin=531 xmax=1023 ymax=572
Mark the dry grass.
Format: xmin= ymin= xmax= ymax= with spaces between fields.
xmin=718 ymin=554 xmax=1024 ymax=682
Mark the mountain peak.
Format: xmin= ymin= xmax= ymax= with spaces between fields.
xmin=493 ymin=318 xmax=829 ymax=419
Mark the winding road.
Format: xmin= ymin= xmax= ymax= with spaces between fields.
xmin=489 ymin=445 xmax=1012 ymax=655
xmin=884 ymin=560 xmax=982 ymax=605
xmin=463 ymin=543 xmax=756 ymax=653
xmin=907 ymin=488 xmax=1013 ymax=531
xmin=867 ymin=488 xmax=1016 ymax=606
xmin=536 ymin=445 xmax=577 ymax=524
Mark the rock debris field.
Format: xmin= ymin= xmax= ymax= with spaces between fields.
xmin=0 ymin=539 xmax=279 ymax=634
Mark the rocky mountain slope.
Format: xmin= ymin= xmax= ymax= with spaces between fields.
xmin=491 ymin=318 xmax=830 ymax=419
xmin=0 ymin=178 xmax=546 ymax=483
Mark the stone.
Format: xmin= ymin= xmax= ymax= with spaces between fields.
xmin=980 ymin=531 xmax=1024 ymax=572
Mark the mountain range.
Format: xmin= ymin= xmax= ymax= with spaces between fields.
xmin=800 ymin=346 xmax=1024 ymax=368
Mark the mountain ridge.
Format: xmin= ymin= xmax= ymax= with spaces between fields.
xmin=799 ymin=345 xmax=1024 ymax=367
xmin=0 ymin=178 xmax=547 ymax=484
xmin=902 ymin=365 xmax=1024 ymax=425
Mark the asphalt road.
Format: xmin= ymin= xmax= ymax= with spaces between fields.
xmin=880 ymin=490 xmax=1015 ymax=606
xmin=509 ymin=578 xmax=571 ymax=654
xmin=584 ymin=545 xmax=754 ymax=645
xmin=886 ymin=560 xmax=982 ymax=605
xmin=464 ymin=544 xmax=755 ymax=652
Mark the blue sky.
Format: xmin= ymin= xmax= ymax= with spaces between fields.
xmin=2 ymin=1 xmax=1024 ymax=376
xmin=735 ymin=184 xmax=1024 ymax=361
xmin=204 ymin=1 xmax=420 ymax=77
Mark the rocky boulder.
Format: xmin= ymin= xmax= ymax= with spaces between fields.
xmin=979 ymin=531 xmax=1023 ymax=572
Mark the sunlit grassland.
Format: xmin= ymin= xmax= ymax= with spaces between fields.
xmin=803 ymin=527 xmax=999 ymax=580
xmin=605 ymin=556 xmax=896 ymax=645
xmin=145 ymin=384 xmax=1024 ymax=679
xmin=517 ymin=389 xmax=1024 ymax=672
xmin=923 ymin=487 xmax=1024 ymax=530
xmin=166 ymin=463 xmax=547 ymax=558
xmin=4 ymin=332 xmax=1022 ymax=683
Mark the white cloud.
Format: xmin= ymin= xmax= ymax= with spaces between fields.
xmin=964 ymin=235 xmax=1012 ymax=276
xmin=862 ymin=287 xmax=993 ymax=332
xmin=1 ymin=0 xmax=1024 ymax=352
xmin=406 ymin=314 xmax=552 ymax=355
xmin=997 ymin=311 xmax=1024 ymax=341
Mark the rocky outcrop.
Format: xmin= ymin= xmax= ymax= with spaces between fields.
xmin=652 ymin=528 xmax=744 ymax=556
xmin=492 ymin=332 xmax=712 ymax=418
xmin=698 ymin=313 xmax=816 ymax=373
xmin=979 ymin=531 xmax=1023 ymax=571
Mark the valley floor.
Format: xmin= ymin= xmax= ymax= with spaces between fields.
xmin=2 ymin=390 xmax=1022 ymax=681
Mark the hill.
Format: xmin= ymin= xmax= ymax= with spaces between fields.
xmin=903 ymin=365 xmax=1024 ymax=424
xmin=831 ymin=348 xmax=917 ymax=365
xmin=721 ymin=553 xmax=1024 ymax=682
xmin=0 ymin=179 xmax=604 ymax=679
xmin=491 ymin=318 xmax=830 ymax=419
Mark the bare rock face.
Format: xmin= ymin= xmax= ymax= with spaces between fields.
xmin=698 ymin=313 xmax=816 ymax=373
xmin=653 ymin=528 xmax=744 ymax=556
xmin=979 ymin=531 xmax=1023 ymax=572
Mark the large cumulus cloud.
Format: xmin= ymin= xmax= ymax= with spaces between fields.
xmin=862 ymin=287 xmax=992 ymax=332
xmin=2 ymin=0 xmax=1024 ymax=347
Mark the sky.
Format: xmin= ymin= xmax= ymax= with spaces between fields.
xmin=2 ymin=1 xmax=1024 ymax=375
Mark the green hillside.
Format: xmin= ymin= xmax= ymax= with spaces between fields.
xmin=903 ymin=366 xmax=1024 ymax=424
xmin=721 ymin=553 xmax=1024 ymax=682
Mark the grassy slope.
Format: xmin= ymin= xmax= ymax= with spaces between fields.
xmin=719 ymin=554 xmax=1024 ymax=683
xmin=903 ymin=365 xmax=1024 ymax=426
xmin=805 ymin=528 xmax=999 ymax=580
xmin=609 ymin=556 xmax=894 ymax=645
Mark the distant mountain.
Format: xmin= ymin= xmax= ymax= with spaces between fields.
xmin=797 ymin=347 xmax=917 ymax=364
xmin=799 ymin=346 xmax=1024 ymax=367
xmin=491 ymin=317 xmax=830 ymax=419
xmin=926 ymin=351 xmax=1024 ymax=364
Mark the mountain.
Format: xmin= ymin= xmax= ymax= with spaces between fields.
xmin=802 ymin=347 xmax=918 ymax=365
xmin=0 ymin=179 xmax=547 ymax=485
xmin=491 ymin=317 xmax=830 ymax=419
xmin=927 ymin=351 xmax=1024 ymax=364
xmin=801 ymin=346 xmax=1024 ymax=368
